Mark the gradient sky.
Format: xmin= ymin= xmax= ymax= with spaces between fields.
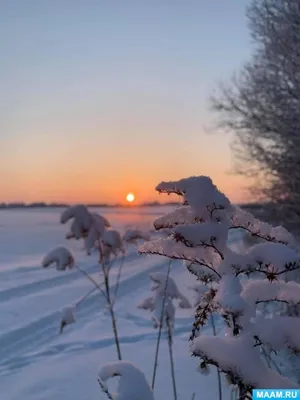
xmin=1 ymin=0 xmax=252 ymax=205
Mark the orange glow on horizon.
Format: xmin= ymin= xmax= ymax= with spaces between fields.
xmin=0 ymin=166 xmax=250 ymax=205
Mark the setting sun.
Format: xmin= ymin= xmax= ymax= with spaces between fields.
xmin=126 ymin=193 xmax=135 ymax=203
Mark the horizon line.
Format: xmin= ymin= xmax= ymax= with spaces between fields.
xmin=0 ymin=200 xmax=262 ymax=209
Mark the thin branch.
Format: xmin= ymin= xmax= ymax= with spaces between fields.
xmin=75 ymin=265 xmax=108 ymax=301
xmin=101 ymin=260 xmax=122 ymax=361
xmin=211 ymin=314 xmax=222 ymax=400
xmin=229 ymin=225 xmax=287 ymax=245
xmin=97 ymin=378 xmax=114 ymax=400
xmin=112 ymin=254 xmax=126 ymax=307
xmin=142 ymin=250 xmax=221 ymax=279
xmin=167 ymin=317 xmax=178 ymax=400
xmin=152 ymin=259 xmax=172 ymax=389
xmin=75 ymin=286 xmax=98 ymax=308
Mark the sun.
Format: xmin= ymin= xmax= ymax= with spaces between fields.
xmin=126 ymin=193 xmax=135 ymax=203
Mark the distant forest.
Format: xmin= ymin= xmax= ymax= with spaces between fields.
xmin=0 ymin=201 xmax=181 ymax=209
xmin=0 ymin=201 xmax=263 ymax=209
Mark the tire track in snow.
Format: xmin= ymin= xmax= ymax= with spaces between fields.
xmin=0 ymin=320 xmax=197 ymax=375
xmin=0 ymin=250 xmax=138 ymax=303
xmin=0 ymin=256 xmax=171 ymax=373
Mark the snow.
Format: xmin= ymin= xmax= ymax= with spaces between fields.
xmin=173 ymin=222 xmax=229 ymax=252
xmin=139 ymin=270 xmax=191 ymax=329
xmin=215 ymin=275 xmax=249 ymax=314
xmin=156 ymin=176 xmax=232 ymax=220
xmin=230 ymin=206 xmax=298 ymax=249
xmin=98 ymin=361 xmax=154 ymax=400
xmin=101 ymin=229 xmax=125 ymax=256
xmin=0 ymin=206 xmax=236 ymax=400
xmin=122 ymin=228 xmax=151 ymax=244
xmin=42 ymin=246 xmax=75 ymax=271
xmin=192 ymin=333 xmax=298 ymax=389
xmin=241 ymin=279 xmax=300 ymax=306
xmin=139 ymin=175 xmax=300 ymax=391
xmin=60 ymin=306 xmax=76 ymax=333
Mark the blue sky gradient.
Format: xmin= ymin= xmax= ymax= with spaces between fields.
xmin=1 ymin=0 xmax=252 ymax=204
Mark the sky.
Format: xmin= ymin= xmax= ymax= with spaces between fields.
xmin=0 ymin=0 xmax=253 ymax=205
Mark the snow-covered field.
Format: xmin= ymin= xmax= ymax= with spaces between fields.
xmin=0 ymin=206 xmax=243 ymax=400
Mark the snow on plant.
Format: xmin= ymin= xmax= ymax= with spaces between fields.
xmin=138 ymin=268 xmax=191 ymax=399
xmin=138 ymin=272 xmax=191 ymax=317
xmin=98 ymin=361 xmax=154 ymax=400
xmin=100 ymin=229 xmax=125 ymax=263
xmin=138 ymin=175 xmax=300 ymax=398
xmin=41 ymin=206 xmax=126 ymax=360
xmin=122 ymin=228 xmax=151 ymax=246
xmin=61 ymin=204 xmax=110 ymax=255
xmin=60 ymin=305 xmax=76 ymax=333
xmin=42 ymin=246 xmax=74 ymax=271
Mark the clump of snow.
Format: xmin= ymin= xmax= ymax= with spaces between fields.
xmin=149 ymin=272 xmax=191 ymax=308
xmin=192 ymin=333 xmax=298 ymax=389
xmin=251 ymin=315 xmax=300 ymax=354
xmin=60 ymin=204 xmax=91 ymax=224
xmin=156 ymin=176 xmax=232 ymax=220
xmin=216 ymin=274 xmax=248 ymax=314
xmin=98 ymin=361 xmax=154 ymax=400
xmin=241 ymin=279 xmax=300 ymax=306
xmin=123 ymin=228 xmax=151 ymax=245
xmin=102 ymin=230 xmax=124 ymax=255
xmin=139 ymin=238 xmax=221 ymax=275
xmin=138 ymin=271 xmax=191 ymax=329
xmin=91 ymin=212 xmax=110 ymax=228
xmin=42 ymin=246 xmax=74 ymax=271
xmin=84 ymin=213 xmax=109 ymax=255
xmin=230 ymin=206 xmax=298 ymax=249
xmin=61 ymin=205 xmax=110 ymax=254
xmin=60 ymin=204 xmax=93 ymax=237
xmin=60 ymin=305 xmax=76 ymax=333
xmin=154 ymin=206 xmax=200 ymax=230
xmin=246 ymin=242 xmax=300 ymax=272
xmin=173 ymin=222 xmax=228 ymax=253
xmin=99 ymin=229 xmax=125 ymax=264
xmin=190 ymin=283 xmax=210 ymax=306
xmin=151 ymin=295 xmax=175 ymax=329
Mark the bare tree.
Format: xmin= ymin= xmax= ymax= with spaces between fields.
xmin=211 ymin=0 xmax=300 ymax=233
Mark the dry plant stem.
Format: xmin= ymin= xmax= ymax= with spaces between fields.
xmin=230 ymin=386 xmax=239 ymax=400
xmin=76 ymin=262 xmax=122 ymax=359
xmin=75 ymin=265 xmax=108 ymax=301
xmin=112 ymin=254 xmax=126 ymax=306
xmin=261 ymin=347 xmax=282 ymax=375
xmin=191 ymin=394 xmax=196 ymax=400
xmin=167 ymin=317 xmax=178 ymax=400
xmin=97 ymin=378 xmax=114 ymax=400
xmin=151 ymin=258 xmax=172 ymax=390
xmin=76 ymin=286 xmax=99 ymax=308
xmin=210 ymin=314 xmax=222 ymax=400
xmin=101 ymin=260 xmax=122 ymax=361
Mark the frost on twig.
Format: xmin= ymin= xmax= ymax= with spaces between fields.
xmin=98 ymin=361 xmax=154 ymax=400
xmin=42 ymin=246 xmax=74 ymax=271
